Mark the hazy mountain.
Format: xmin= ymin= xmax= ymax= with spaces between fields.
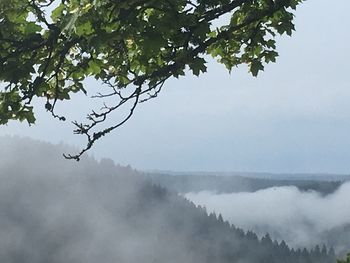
xmin=0 ymin=136 xmax=337 ymax=263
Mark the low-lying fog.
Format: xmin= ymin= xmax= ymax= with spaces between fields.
xmin=185 ymin=182 xmax=350 ymax=254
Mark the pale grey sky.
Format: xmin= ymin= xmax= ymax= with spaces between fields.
xmin=1 ymin=0 xmax=350 ymax=173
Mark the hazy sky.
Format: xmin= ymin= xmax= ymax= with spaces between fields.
xmin=1 ymin=0 xmax=350 ymax=173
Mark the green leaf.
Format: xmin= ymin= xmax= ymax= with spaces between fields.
xmin=24 ymin=22 xmax=41 ymax=35
xmin=23 ymin=110 xmax=36 ymax=125
xmin=88 ymin=60 xmax=102 ymax=75
xmin=189 ymin=57 xmax=207 ymax=76
xmin=250 ymin=60 xmax=264 ymax=77
xmin=51 ymin=4 xmax=65 ymax=22
xmin=76 ymin=21 xmax=94 ymax=36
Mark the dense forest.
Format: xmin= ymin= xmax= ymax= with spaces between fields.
xmin=0 ymin=137 xmax=337 ymax=263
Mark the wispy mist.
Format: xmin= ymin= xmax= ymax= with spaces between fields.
xmin=0 ymin=137 xmax=202 ymax=263
xmin=185 ymin=183 xmax=350 ymax=254
xmin=0 ymin=137 xmax=346 ymax=262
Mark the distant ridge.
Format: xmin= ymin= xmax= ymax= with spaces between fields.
xmin=147 ymin=170 xmax=350 ymax=182
xmin=147 ymin=171 xmax=344 ymax=195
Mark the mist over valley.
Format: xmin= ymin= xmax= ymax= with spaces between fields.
xmin=0 ymin=137 xmax=348 ymax=262
xmin=185 ymin=184 xmax=350 ymax=255
xmin=1 ymin=0 xmax=350 ymax=262
xmin=150 ymin=171 xmax=350 ymax=256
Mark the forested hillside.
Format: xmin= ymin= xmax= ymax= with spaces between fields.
xmin=0 ymin=137 xmax=336 ymax=263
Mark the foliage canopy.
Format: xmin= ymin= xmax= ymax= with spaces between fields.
xmin=0 ymin=0 xmax=302 ymax=159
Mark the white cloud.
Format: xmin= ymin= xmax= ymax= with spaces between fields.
xmin=185 ymin=182 xmax=350 ymax=253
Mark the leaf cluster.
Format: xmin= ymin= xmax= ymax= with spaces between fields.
xmin=0 ymin=0 xmax=303 ymax=159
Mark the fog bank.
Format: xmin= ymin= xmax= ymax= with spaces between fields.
xmin=0 ymin=137 xmax=202 ymax=263
xmin=185 ymin=183 xmax=350 ymax=254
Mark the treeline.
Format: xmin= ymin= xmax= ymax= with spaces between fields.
xmin=155 ymin=189 xmax=337 ymax=263
xmin=148 ymin=172 xmax=342 ymax=195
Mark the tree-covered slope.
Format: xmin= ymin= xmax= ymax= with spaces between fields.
xmin=0 ymin=137 xmax=336 ymax=263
